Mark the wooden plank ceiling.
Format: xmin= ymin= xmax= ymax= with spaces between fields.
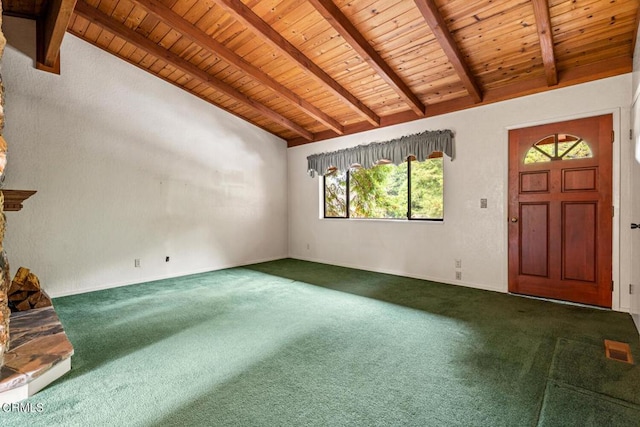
xmin=3 ymin=0 xmax=639 ymax=146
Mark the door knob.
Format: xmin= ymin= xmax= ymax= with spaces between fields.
xmin=510 ymin=217 xmax=518 ymax=223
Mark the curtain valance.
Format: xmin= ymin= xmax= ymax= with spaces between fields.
xmin=307 ymin=130 xmax=454 ymax=177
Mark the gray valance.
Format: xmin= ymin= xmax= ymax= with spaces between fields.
xmin=307 ymin=130 xmax=454 ymax=177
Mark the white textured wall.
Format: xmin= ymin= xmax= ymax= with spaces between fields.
xmin=2 ymin=17 xmax=288 ymax=297
xmin=631 ymin=30 xmax=640 ymax=332
xmin=289 ymin=75 xmax=633 ymax=311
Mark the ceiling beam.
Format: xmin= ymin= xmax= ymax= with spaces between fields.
xmin=308 ymin=0 xmax=425 ymax=117
xmin=129 ymin=0 xmax=343 ymax=135
xmin=531 ymin=0 xmax=558 ymax=86
xmin=36 ymin=0 xmax=77 ymax=73
xmin=73 ymin=1 xmax=314 ymax=141
xmin=414 ymin=0 xmax=483 ymax=103
xmin=288 ymin=55 xmax=631 ymax=147
xmin=212 ymin=0 xmax=380 ymax=127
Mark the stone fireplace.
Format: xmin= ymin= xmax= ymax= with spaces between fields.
xmin=0 ymin=0 xmax=9 ymax=370
xmin=0 ymin=4 xmax=73 ymax=403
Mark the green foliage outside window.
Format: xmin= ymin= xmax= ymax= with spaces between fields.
xmin=324 ymin=157 xmax=444 ymax=220
xmin=324 ymin=170 xmax=347 ymax=217
xmin=411 ymin=160 xmax=444 ymax=219
xmin=350 ymin=163 xmax=407 ymax=218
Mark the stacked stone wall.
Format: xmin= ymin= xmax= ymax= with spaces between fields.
xmin=0 ymin=1 xmax=9 ymax=367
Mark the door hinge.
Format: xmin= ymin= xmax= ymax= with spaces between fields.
xmin=612 ymin=206 xmax=615 ymax=217
xmin=612 ymin=280 xmax=614 ymax=292
xmin=630 ymin=129 xmax=634 ymax=140
xmin=612 ymin=130 xmax=615 ymax=143
xmin=630 ymin=284 xmax=634 ymax=295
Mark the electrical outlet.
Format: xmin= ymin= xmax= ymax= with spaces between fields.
xmin=480 ymin=198 xmax=487 ymax=209
xmin=455 ymin=259 xmax=462 ymax=269
xmin=134 ymin=259 xmax=140 ymax=268
xmin=306 ymin=243 xmax=310 ymax=250
xmin=455 ymin=271 xmax=462 ymax=280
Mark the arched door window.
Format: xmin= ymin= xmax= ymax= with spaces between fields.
xmin=524 ymin=134 xmax=593 ymax=164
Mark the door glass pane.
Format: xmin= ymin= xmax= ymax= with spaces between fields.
xmin=524 ymin=134 xmax=592 ymax=164
xmin=524 ymin=148 xmax=552 ymax=164
xmin=556 ymin=134 xmax=581 ymax=157
xmin=535 ymin=135 xmax=556 ymax=156
xmin=561 ymin=140 xmax=592 ymax=160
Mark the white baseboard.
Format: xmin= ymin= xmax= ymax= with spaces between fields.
xmin=48 ymin=255 xmax=288 ymax=298
xmin=289 ymin=255 xmax=505 ymax=294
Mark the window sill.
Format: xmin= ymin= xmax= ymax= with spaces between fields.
xmin=321 ymin=217 xmax=444 ymax=224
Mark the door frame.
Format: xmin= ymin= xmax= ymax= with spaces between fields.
xmin=504 ymin=108 xmax=622 ymax=311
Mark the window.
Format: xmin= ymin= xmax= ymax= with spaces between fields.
xmin=324 ymin=169 xmax=348 ymax=218
xmin=524 ymin=134 xmax=593 ymax=164
xmin=323 ymin=155 xmax=444 ymax=220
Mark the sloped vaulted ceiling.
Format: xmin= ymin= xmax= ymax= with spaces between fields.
xmin=3 ymin=0 xmax=639 ymax=146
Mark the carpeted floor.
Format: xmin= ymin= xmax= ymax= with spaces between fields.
xmin=3 ymin=258 xmax=639 ymax=426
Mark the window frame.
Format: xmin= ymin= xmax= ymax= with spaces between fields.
xmin=322 ymin=168 xmax=350 ymax=219
xmin=322 ymin=155 xmax=444 ymax=222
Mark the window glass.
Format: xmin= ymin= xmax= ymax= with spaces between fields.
xmin=524 ymin=134 xmax=592 ymax=164
xmin=349 ymin=162 xmax=407 ymax=219
xmin=561 ymin=140 xmax=592 ymax=160
xmin=410 ymin=157 xmax=444 ymax=219
xmin=324 ymin=169 xmax=347 ymax=218
xmin=322 ymin=155 xmax=444 ymax=221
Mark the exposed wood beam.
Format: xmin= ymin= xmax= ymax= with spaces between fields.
xmin=308 ymin=0 xmax=425 ymax=117
xmin=2 ymin=11 xmax=40 ymax=20
xmin=414 ymin=0 xmax=482 ymax=103
xmin=531 ymin=0 xmax=558 ymax=86
xmin=36 ymin=0 xmax=77 ymax=73
xmin=288 ymin=55 xmax=631 ymax=147
xmin=73 ymin=1 xmax=314 ymax=141
xmin=129 ymin=0 xmax=343 ymax=135
xmin=212 ymin=0 xmax=380 ymax=127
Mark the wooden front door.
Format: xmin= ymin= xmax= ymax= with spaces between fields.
xmin=508 ymin=114 xmax=613 ymax=308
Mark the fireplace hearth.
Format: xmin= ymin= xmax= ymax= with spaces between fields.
xmin=0 ymin=306 xmax=73 ymax=403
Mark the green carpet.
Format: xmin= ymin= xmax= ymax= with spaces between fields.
xmin=3 ymin=258 xmax=639 ymax=426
